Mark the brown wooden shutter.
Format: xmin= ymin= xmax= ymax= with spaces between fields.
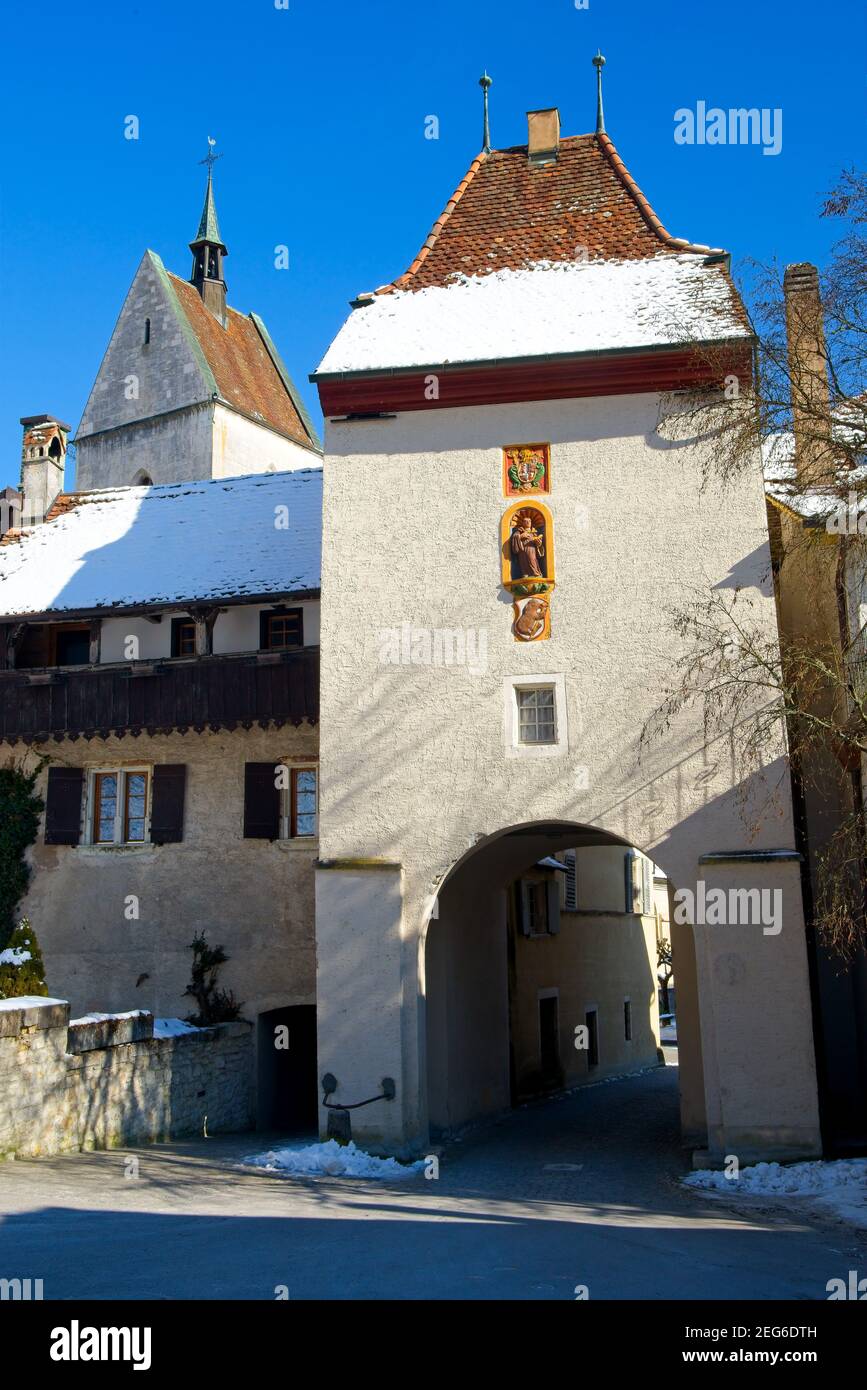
xmin=243 ymin=762 xmax=280 ymax=840
xmin=44 ymin=767 xmax=84 ymax=845
xmin=150 ymin=764 xmax=187 ymax=844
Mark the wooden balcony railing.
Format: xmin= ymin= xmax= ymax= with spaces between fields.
xmin=0 ymin=648 xmax=319 ymax=745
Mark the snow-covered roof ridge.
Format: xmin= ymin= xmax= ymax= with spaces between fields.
xmin=315 ymin=254 xmax=751 ymax=379
xmin=0 ymin=468 xmax=322 ymax=620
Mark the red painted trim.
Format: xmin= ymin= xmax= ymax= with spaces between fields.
xmin=317 ymin=346 xmax=753 ymax=416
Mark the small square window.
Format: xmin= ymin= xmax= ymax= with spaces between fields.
xmin=261 ymin=608 xmax=303 ymax=652
xmin=517 ymin=686 xmax=556 ymax=744
xmin=171 ymin=617 xmax=197 ymax=657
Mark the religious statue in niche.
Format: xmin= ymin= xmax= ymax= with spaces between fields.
xmin=500 ymin=502 xmax=555 ymax=643
xmin=507 ymin=507 xmax=549 ymax=582
xmin=503 ymin=443 xmax=550 ymax=496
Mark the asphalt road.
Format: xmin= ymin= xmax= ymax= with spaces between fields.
xmin=1 ymin=1061 xmax=863 ymax=1300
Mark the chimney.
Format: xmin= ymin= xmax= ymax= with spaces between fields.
xmin=783 ymin=263 xmax=832 ymax=491
xmin=0 ymin=487 xmax=22 ymax=539
xmin=527 ymin=108 xmax=560 ymax=166
xmin=19 ymin=415 xmax=69 ymax=524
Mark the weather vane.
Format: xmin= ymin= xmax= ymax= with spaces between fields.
xmin=199 ymin=136 xmax=222 ymax=173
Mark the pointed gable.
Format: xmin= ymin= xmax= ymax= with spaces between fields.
xmin=166 ymin=272 xmax=319 ymax=448
xmin=77 ymin=251 xmax=213 ymax=441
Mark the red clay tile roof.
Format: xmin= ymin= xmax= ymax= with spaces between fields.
xmin=376 ymin=132 xmax=725 ymax=295
xmin=167 ymin=273 xmax=317 ymax=449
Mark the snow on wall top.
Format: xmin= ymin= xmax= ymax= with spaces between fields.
xmin=315 ymin=254 xmax=751 ymax=377
xmin=0 ymin=469 xmax=322 ymax=618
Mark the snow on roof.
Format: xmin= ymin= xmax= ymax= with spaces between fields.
xmin=315 ymin=254 xmax=751 ymax=377
xmin=763 ymin=431 xmax=867 ymax=523
xmin=0 ymin=469 xmax=322 ymax=619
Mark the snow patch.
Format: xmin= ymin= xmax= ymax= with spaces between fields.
xmin=316 ymin=255 xmax=750 ymax=376
xmin=69 ymin=1010 xmax=149 ymax=1025
xmin=244 ymin=1139 xmax=425 ymax=1180
xmin=154 ymin=1018 xmax=203 ymax=1038
xmin=0 ymin=947 xmax=32 ymax=966
xmin=684 ymin=1158 xmax=867 ymax=1228
xmin=0 ymin=995 xmax=66 ymax=1011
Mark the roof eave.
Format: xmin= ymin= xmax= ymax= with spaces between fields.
xmin=0 ymin=586 xmax=323 ymax=627
xmin=311 ymin=334 xmax=756 ymax=384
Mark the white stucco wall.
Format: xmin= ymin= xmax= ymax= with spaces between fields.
xmin=212 ymin=404 xmax=320 ymax=479
xmin=316 ymin=392 xmax=822 ymax=1159
xmin=99 ymin=602 xmax=320 ymax=662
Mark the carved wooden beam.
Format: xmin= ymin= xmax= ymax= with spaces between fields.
xmin=5 ymin=623 xmax=26 ymax=670
xmin=191 ymin=607 xmax=220 ymax=657
xmin=88 ymin=617 xmax=102 ymax=666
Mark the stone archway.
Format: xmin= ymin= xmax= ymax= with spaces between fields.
xmin=418 ymin=819 xmax=704 ymax=1150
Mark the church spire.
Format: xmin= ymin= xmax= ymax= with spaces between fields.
xmin=189 ymin=139 xmax=228 ymax=326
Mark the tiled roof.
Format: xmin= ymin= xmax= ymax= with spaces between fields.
xmin=0 ymin=471 xmax=322 ymax=617
xmin=166 ymin=271 xmax=320 ymax=450
xmin=375 ymin=133 xmax=725 ymax=295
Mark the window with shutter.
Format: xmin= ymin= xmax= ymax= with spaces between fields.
xmin=564 ymin=850 xmax=577 ymax=910
xmin=44 ymin=767 xmax=84 ymax=845
xmin=243 ymin=762 xmax=281 ymax=840
xmin=150 ymin=765 xmax=187 ymax=844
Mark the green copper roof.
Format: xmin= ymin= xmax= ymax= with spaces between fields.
xmin=190 ymin=171 xmax=226 ymax=251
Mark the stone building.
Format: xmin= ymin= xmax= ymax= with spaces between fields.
xmin=72 ymin=159 xmax=320 ymax=492
xmin=310 ymin=102 xmax=822 ymax=1161
xmin=0 ymin=163 xmax=323 ymax=1129
xmin=764 ymin=264 xmax=867 ymax=1156
xmin=0 ymin=93 xmax=837 ymax=1162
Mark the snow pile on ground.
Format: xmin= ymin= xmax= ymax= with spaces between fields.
xmin=684 ymin=1158 xmax=867 ymax=1227
xmin=244 ymin=1139 xmax=425 ymax=1180
xmin=154 ymin=1018 xmax=202 ymax=1038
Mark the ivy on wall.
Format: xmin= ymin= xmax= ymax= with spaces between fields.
xmin=0 ymin=761 xmax=49 ymax=998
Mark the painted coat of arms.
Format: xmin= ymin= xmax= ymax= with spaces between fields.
xmin=503 ymin=443 xmax=550 ymax=496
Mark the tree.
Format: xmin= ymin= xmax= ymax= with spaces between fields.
xmin=0 ymin=761 xmax=45 ymax=950
xmin=0 ymin=917 xmax=48 ymax=1000
xmin=183 ymin=931 xmax=242 ymax=1026
xmin=657 ymin=938 xmax=674 ymax=1016
xmin=642 ymin=168 xmax=867 ymax=960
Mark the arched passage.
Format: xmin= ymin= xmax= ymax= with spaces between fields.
xmin=420 ymin=819 xmax=705 ymax=1147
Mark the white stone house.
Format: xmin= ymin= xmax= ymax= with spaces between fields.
xmin=309 ymin=107 xmax=822 ymax=1161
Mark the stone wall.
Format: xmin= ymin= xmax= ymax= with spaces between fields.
xmin=0 ymin=999 xmax=253 ymax=1159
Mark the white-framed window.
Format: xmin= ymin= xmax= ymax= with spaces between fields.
xmin=86 ymin=767 xmax=151 ymax=846
xmin=279 ymin=765 xmax=318 ymax=839
xmin=503 ymin=672 xmax=568 ymax=758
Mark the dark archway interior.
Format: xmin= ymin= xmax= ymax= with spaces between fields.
xmin=424 ymin=822 xmax=702 ymax=1144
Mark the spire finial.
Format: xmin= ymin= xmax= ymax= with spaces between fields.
xmin=200 ymin=135 xmax=222 ymax=175
xmin=479 ymin=71 xmax=492 ymax=153
xmin=592 ymin=50 xmax=606 ymax=134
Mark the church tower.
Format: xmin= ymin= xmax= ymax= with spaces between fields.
xmin=73 ymin=146 xmax=320 ymax=491
xmin=189 ymin=148 xmax=228 ymax=327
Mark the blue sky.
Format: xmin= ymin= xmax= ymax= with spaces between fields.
xmin=0 ymin=0 xmax=863 ymax=487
